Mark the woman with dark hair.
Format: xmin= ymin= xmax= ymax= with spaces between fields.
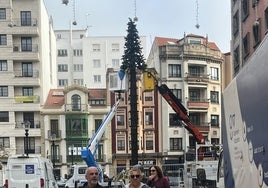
xmin=146 ymin=165 xmax=170 ymax=188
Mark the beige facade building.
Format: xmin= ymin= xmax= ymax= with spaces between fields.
xmin=146 ymin=34 xmax=224 ymax=166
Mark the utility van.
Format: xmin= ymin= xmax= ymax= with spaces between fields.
xmin=4 ymin=155 xmax=58 ymax=188
xmin=64 ymin=165 xmax=87 ymax=188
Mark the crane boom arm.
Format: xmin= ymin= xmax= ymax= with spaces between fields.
xmin=81 ymin=98 xmax=121 ymax=181
xmin=156 ymin=84 xmax=204 ymax=144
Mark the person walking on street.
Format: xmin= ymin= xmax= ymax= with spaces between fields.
xmin=146 ymin=165 xmax=170 ymax=188
xmin=83 ymin=166 xmax=103 ymax=188
xmin=125 ymin=167 xmax=149 ymax=188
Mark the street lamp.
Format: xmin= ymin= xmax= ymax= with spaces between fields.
xmin=71 ymin=144 xmax=74 ymax=165
xmin=23 ymin=121 xmax=30 ymax=156
xmin=51 ymin=133 xmax=56 ymax=168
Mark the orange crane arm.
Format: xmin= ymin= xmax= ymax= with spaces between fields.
xmin=157 ymin=84 xmax=205 ymax=144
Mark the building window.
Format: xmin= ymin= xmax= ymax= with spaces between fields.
xmin=243 ymin=33 xmax=250 ymax=58
xmin=242 ymin=0 xmax=249 ymax=21
xmin=58 ymin=64 xmax=68 ymax=72
xmin=145 ymin=111 xmax=153 ymax=125
xmin=169 ymin=113 xmax=181 ymax=127
xmin=92 ymin=44 xmax=101 ymax=52
xmin=95 ymin=119 xmax=102 ymax=132
xmin=73 ymin=64 xmax=83 ymax=72
xmin=189 ymin=113 xmax=200 ymax=126
xmin=73 ymin=49 xmax=83 ymax=56
xmin=56 ymin=34 xmax=61 ymax=39
xmin=145 ymin=96 xmax=153 ymax=101
xmin=112 ymin=59 xmax=120 ymax=68
xmin=21 ymin=37 xmax=32 ymax=51
xmin=265 ymin=7 xmax=268 ymax=31
xmin=58 ymin=49 xmax=68 ymax=56
xmin=0 ymin=137 xmax=10 ymax=147
xmin=74 ymin=79 xmax=83 ymax=85
xmin=71 ymin=94 xmax=81 ymax=111
xmin=210 ymin=67 xmax=219 ymax=80
xmin=93 ymin=75 xmax=101 ymax=83
xmin=25 ymin=137 xmax=35 ymax=154
xmin=233 ymin=11 xmax=239 ymax=37
xmin=211 ymin=115 xmax=219 ymax=127
xmin=233 ymin=46 xmax=240 ymax=76
xmin=170 ymin=138 xmax=182 ymax=151
xmin=0 ymin=111 xmax=9 ymax=122
xmin=0 ymin=86 xmax=8 ymax=97
xmin=171 ymin=89 xmax=182 ymax=100
xmin=22 ymin=87 xmax=33 ymax=96
xmin=90 ymin=99 xmax=106 ymax=105
xmin=0 ymin=35 xmax=7 ymax=45
xmin=253 ymin=19 xmax=261 ymax=46
xmin=0 ymin=9 xmax=6 ymax=20
xmin=58 ymin=79 xmax=68 ymax=87
xmin=22 ymin=62 xmax=33 ymax=77
xmin=0 ymin=60 xmax=7 ymax=71
xmin=189 ymin=89 xmax=200 ymax=101
xmin=210 ymin=91 xmax=219 ymax=103
xmin=117 ymin=139 xmax=125 ymax=151
xmin=112 ymin=43 xmax=119 ymax=52
xmin=116 ymin=115 xmax=125 ymax=127
xmin=146 ymin=139 xmax=154 ymax=150
xmin=93 ymin=59 xmax=101 ymax=68
xmin=168 ymin=64 xmax=181 ymax=77
xmin=21 ymin=11 xmax=31 ymax=26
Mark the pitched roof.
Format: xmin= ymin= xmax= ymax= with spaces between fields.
xmin=155 ymin=35 xmax=220 ymax=51
xmin=43 ymin=89 xmax=64 ymax=109
xmin=89 ymin=89 xmax=106 ymax=99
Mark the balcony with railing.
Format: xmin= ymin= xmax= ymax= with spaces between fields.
xmin=186 ymin=72 xmax=209 ymax=83
xmin=187 ymin=98 xmax=209 ymax=109
xmin=15 ymin=121 xmax=40 ymax=129
xmin=16 ymin=146 xmax=41 ymax=155
xmin=14 ymin=95 xmax=40 ymax=103
xmin=8 ymin=18 xmax=39 ymax=36
xmin=48 ymin=130 xmax=62 ymax=140
xmin=192 ymin=122 xmax=210 ymax=133
xmin=65 ymin=104 xmax=89 ymax=113
xmin=12 ymin=43 xmax=39 ymax=61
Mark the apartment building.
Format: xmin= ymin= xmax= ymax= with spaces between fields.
xmin=146 ymin=34 xmax=224 ymax=166
xmin=231 ymin=0 xmax=268 ymax=76
xmin=41 ymin=84 xmax=112 ymax=178
xmin=0 ymin=0 xmax=56 ymax=163
xmin=55 ymin=30 xmax=147 ymax=89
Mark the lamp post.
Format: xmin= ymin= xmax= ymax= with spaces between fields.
xmin=71 ymin=144 xmax=74 ymax=165
xmin=51 ymin=133 xmax=56 ymax=168
xmin=24 ymin=121 xmax=30 ymax=156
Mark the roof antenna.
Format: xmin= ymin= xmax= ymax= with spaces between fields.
xmin=195 ymin=0 xmax=200 ymax=29
xmin=133 ymin=0 xmax=138 ymax=22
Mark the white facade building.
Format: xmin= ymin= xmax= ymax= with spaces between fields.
xmin=55 ymin=30 xmax=146 ymax=89
xmin=0 ymin=0 xmax=57 ymax=182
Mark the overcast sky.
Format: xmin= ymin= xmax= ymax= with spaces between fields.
xmin=44 ymin=0 xmax=231 ymax=54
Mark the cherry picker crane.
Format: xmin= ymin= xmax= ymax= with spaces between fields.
xmin=144 ymin=70 xmax=205 ymax=145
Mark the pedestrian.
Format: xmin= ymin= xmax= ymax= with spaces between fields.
xmin=146 ymin=165 xmax=170 ymax=188
xmin=133 ymin=164 xmax=148 ymax=184
xmin=125 ymin=167 xmax=150 ymax=188
xmin=83 ymin=166 xmax=103 ymax=188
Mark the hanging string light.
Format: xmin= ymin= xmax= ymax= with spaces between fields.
xmin=195 ymin=0 xmax=200 ymax=29
xmin=133 ymin=0 xmax=138 ymax=22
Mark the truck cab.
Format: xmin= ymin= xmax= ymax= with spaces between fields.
xmin=64 ymin=165 xmax=87 ymax=188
